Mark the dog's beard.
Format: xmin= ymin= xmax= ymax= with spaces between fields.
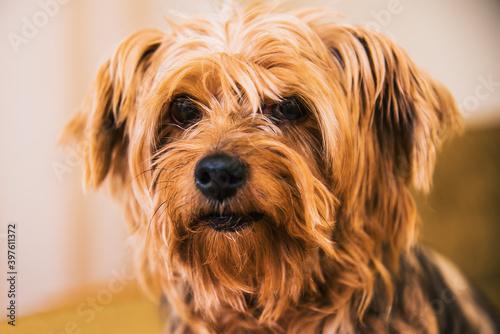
xmin=139 ymin=126 xmax=339 ymax=324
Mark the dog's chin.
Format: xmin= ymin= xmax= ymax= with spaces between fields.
xmin=198 ymin=212 xmax=264 ymax=232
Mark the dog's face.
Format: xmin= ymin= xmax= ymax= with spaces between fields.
xmin=64 ymin=5 xmax=461 ymax=327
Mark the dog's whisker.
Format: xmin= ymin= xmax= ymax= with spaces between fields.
xmin=150 ymin=185 xmax=172 ymax=196
xmin=150 ymin=201 xmax=167 ymax=224
xmin=127 ymin=167 xmax=171 ymax=188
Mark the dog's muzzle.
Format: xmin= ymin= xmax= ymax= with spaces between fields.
xmin=195 ymin=153 xmax=261 ymax=232
xmin=194 ymin=153 xmax=247 ymax=202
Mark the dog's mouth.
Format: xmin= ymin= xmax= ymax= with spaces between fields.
xmin=198 ymin=212 xmax=264 ymax=232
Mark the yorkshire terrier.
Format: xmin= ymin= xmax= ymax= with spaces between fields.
xmin=62 ymin=4 xmax=499 ymax=333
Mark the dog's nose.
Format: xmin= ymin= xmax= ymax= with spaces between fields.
xmin=194 ymin=153 xmax=247 ymax=202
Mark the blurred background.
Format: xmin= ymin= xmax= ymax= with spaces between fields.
xmin=0 ymin=0 xmax=499 ymax=332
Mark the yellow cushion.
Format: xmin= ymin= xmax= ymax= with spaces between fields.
xmin=0 ymin=285 xmax=161 ymax=334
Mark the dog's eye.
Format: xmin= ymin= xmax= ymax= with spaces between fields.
xmin=272 ymin=97 xmax=307 ymax=121
xmin=170 ymin=96 xmax=201 ymax=125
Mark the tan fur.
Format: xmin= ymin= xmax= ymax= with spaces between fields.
xmin=62 ymin=4 xmax=495 ymax=333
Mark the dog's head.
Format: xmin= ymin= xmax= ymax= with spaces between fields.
xmin=63 ymin=5 xmax=461 ymax=329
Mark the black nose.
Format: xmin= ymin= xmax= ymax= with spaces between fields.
xmin=194 ymin=153 xmax=247 ymax=202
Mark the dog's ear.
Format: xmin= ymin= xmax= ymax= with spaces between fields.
xmin=61 ymin=29 xmax=164 ymax=189
xmin=323 ymin=26 xmax=462 ymax=192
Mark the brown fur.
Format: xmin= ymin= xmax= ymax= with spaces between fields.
xmin=62 ymin=4 xmax=498 ymax=333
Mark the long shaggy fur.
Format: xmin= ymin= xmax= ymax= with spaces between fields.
xmin=62 ymin=4 xmax=499 ymax=333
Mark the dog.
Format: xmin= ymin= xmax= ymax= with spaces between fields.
xmin=62 ymin=4 xmax=500 ymax=333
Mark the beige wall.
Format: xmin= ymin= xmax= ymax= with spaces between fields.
xmin=0 ymin=0 xmax=499 ymax=316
